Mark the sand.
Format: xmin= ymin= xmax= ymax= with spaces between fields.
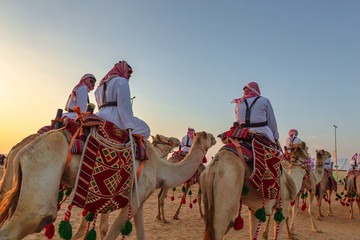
xmin=1 ymin=165 xmax=359 ymax=240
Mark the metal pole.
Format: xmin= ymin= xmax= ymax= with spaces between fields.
xmin=333 ymin=125 xmax=338 ymax=179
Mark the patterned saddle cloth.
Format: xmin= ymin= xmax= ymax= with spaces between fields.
xmin=38 ymin=114 xmax=147 ymax=160
xmin=218 ymin=126 xmax=282 ymax=200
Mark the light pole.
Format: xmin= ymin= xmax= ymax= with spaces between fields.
xmin=333 ymin=125 xmax=338 ymax=179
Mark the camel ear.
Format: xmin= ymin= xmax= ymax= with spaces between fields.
xmin=301 ymin=141 xmax=306 ymax=149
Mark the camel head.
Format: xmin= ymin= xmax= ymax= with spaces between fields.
xmin=289 ymin=141 xmax=308 ymax=165
xmin=315 ymin=149 xmax=331 ymax=165
xmin=193 ymin=131 xmax=216 ymax=153
xmin=151 ymin=134 xmax=181 ymax=149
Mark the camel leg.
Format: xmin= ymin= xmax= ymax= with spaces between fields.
xmin=316 ymin=191 xmax=324 ymax=220
xmin=327 ymin=190 xmax=333 ymax=216
xmin=156 ymin=188 xmax=163 ymax=220
xmin=307 ymin=193 xmax=320 ymax=233
xmin=249 ymin=209 xmax=262 ymax=240
xmin=198 ymin=185 xmax=204 ymax=218
xmin=103 ymin=205 xmax=135 ymax=240
xmin=173 ymin=184 xmax=189 ymax=220
xmin=160 ymin=188 xmax=170 ymax=223
xmin=71 ymin=215 xmax=88 ymax=240
xmin=349 ymin=200 xmax=354 ymax=219
xmin=99 ymin=213 xmax=110 ymax=240
xmin=134 ymin=203 xmax=145 ymax=240
xmin=262 ymin=215 xmax=271 ymax=239
xmin=289 ymin=196 xmax=299 ymax=234
xmin=156 ymin=188 xmax=170 ymax=223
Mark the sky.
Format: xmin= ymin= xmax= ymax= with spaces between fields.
xmin=0 ymin=1 xmax=359 ymax=165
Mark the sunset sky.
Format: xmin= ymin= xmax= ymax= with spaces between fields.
xmin=1 ymin=1 xmax=359 ymax=164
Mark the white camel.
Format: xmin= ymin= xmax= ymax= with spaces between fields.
xmin=200 ymin=138 xmax=297 ymax=240
xmin=0 ymin=129 xmax=215 ymax=240
xmin=0 ymin=134 xmax=39 ymax=202
xmin=72 ymin=134 xmax=181 ymax=239
xmin=156 ymin=158 xmax=205 ymax=223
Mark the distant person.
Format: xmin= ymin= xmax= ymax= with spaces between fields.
xmin=349 ymin=153 xmax=359 ymax=171
xmin=181 ymin=128 xmax=195 ymax=153
xmin=232 ymin=81 xmax=280 ymax=148
xmin=94 ymin=60 xmax=150 ymax=139
xmin=0 ymin=154 xmax=5 ymax=165
xmin=284 ymin=129 xmax=302 ymax=157
xmin=63 ymin=74 xmax=97 ymax=119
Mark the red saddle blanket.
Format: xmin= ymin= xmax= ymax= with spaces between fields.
xmin=71 ymin=119 xmax=134 ymax=213
xmin=248 ymin=137 xmax=282 ymax=200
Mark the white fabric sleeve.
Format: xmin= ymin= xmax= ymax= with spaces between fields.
xmin=117 ymin=79 xmax=135 ymax=130
xmin=76 ymin=86 xmax=89 ymax=113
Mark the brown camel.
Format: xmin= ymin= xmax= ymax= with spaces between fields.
xmin=200 ymin=139 xmax=297 ymax=240
xmin=344 ymin=170 xmax=360 ymax=219
xmin=315 ymin=166 xmax=337 ymax=219
xmin=0 ymin=129 xmax=215 ymax=240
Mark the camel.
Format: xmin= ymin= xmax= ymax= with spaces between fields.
xmin=156 ymin=158 xmax=205 ymax=223
xmin=344 ymin=170 xmax=360 ymax=219
xmin=0 ymin=129 xmax=215 ymax=240
xmin=262 ymin=145 xmax=330 ymax=239
xmin=200 ymin=138 xmax=298 ymax=240
xmin=0 ymin=133 xmax=39 ymax=202
xmin=315 ymin=165 xmax=337 ymax=219
xmin=287 ymin=148 xmax=330 ymax=236
xmin=72 ymin=134 xmax=181 ymax=239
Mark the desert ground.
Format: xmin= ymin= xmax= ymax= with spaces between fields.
xmin=1 ymin=166 xmax=359 ymax=240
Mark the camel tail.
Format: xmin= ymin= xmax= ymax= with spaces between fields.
xmin=0 ymin=163 xmax=22 ymax=227
xmin=201 ymin=164 xmax=216 ymax=240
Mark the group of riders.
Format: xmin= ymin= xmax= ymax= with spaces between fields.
xmin=34 ymin=59 xmax=355 ymax=191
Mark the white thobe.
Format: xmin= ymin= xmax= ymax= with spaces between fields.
xmin=94 ymin=76 xmax=150 ymax=139
xmin=324 ymin=157 xmax=332 ymax=171
xmin=181 ymin=135 xmax=193 ymax=153
xmin=234 ymin=96 xmax=279 ymax=142
xmin=284 ymin=136 xmax=302 ymax=152
xmin=62 ymin=85 xmax=89 ymax=119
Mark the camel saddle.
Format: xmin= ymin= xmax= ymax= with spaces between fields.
xmin=219 ymin=126 xmax=282 ymax=200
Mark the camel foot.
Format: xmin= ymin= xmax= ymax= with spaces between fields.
xmin=288 ymin=234 xmax=299 ymax=240
xmin=317 ymin=216 xmax=322 ymax=221
xmin=173 ymin=215 xmax=180 ymax=220
xmin=262 ymin=231 xmax=268 ymax=239
xmin=156 ymin=215 xmax=161 ymax=221
xmin=162 ymin=219 xmax=170 ymax=224
xmin=313 ymin=229 xmax=322 ymax=233
xmin=327 ymin=212 xmax=333 ymax=216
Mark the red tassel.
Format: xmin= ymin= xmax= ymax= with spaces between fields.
xmin=82 ymin=209 xmax=89 ymax=217
xmin=290 ymin=200 xmax=295 ymax=206
xmin=189 ymin=203 xmax=193 ymax=209
xmin=192 ymin=198 xmax=197 ymax=204
xmin=233 ymin=215 xmax=244 ymax=230
xmin=44 ymin=223 xmax=55 ymax=239
xmin=181 ymin=197 xmax=186 ymax=204
xmin=170 ymin=196 xmax=175 ymax=201
xmin=202 ymin=156 xmax=207 ymax=163
xmin=301 ymin=203 xmax=307 ymax=211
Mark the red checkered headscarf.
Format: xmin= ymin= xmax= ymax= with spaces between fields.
xmin=99 ymin=60 xmax=133 ymax=86
xmin=187 ymin=128 xmax=195 ymax=139
xmin=71 ymin=74 xmax=96 ymax=100
xmin=288 ymin=129 xmax=298 ymax=137
xmin=231 ymin=82 xmax=261 ymax=103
